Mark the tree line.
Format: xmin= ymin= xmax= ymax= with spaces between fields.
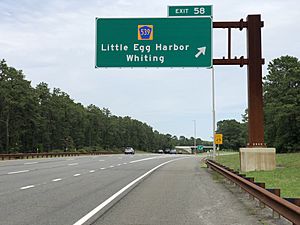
xmin=217 ymin=56 xmax=300 ymax=153
xmin=0 ymin=59 xmax=210 ymax=153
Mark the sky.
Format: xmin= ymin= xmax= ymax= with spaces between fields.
xmin=0 ymin=0 xmax=299 ymax=141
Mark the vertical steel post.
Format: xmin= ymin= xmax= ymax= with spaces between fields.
xmin=246 ymin=15 xmax=265 ymax=147
xmin=212 ymin=67 xmax=216 ymax=158
xmin=228 ymin=28 xmax=231 ymax=59
xmin=193 ymin=120 xmax=196 ymax=153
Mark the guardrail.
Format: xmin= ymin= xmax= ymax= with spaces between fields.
xmin=205 ymin=159 xmax=300 ymax=225
xmin=0 ymin=152 xmax=118 ymax=160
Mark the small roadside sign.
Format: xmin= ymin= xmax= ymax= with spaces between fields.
xmin=215 ymin=134 xmax=223 ymax=145
xmin=197 ymin=145 xmax=204 ymax=150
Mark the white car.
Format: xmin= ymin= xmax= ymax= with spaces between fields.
xmin=170 ymin=149 xmax=177 ymax=154
xmin=124 ymin=147 xmax=135 ymax=154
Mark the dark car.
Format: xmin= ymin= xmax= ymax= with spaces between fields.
xmin=164 ymin=149 xmax=170 ymax=154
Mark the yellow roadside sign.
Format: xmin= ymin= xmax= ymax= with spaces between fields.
xmin=215 ymin=134 xmax=223 ymax=144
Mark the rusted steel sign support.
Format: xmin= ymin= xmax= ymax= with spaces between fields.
xmin=213 ymin=15 xmax=265 ymax=147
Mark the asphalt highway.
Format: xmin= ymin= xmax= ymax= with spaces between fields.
xmin=0 ymin=154 xmax=264 ymax=225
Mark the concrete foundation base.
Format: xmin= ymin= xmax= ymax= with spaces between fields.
xmin=239 ymin=148 xmax=276 ymax=172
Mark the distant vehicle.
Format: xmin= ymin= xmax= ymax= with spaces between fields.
xmin=124 ymin=147 xmax=135 ymax=154
xmin=164 ymin=149 xmax=171 ymax=154
xmin=178 ymin=150 xmax=183 ymax=154
xmin=157 ymin=149 xmax=164 ymax=154
xmin=170 ymin=149 xmax=177 ymax=154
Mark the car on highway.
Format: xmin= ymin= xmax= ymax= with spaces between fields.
xmin=170 ymin=149 xmax=177 ymax=154
xmin=157 ymin=149 xmax=164 ymax=154
xmin=164 ymin=149 xmax=170 ymax=154
xmin=124 ymin=147 xmax=135 ymax=154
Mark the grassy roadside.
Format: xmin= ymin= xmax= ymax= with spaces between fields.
xmin=216 ymin=152 xmax=300 ymax=198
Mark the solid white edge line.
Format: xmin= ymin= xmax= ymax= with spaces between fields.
xmin=73 ymin=157 xmax=187 ymax=225
xmin=129 ymin=156 xmax=162 ymax=164
xmin=20 ymin=185 xmax=35 ymax=190
xmin=8 ymin=170 xmax=30 ymax=175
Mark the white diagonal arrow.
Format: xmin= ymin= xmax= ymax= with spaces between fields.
xmin=195 ymin=47 xmax=206 ymax=58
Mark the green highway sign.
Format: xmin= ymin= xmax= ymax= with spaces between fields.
xmin=95 ymin=18 xmax=212 ymax=68
xmin=168 ymin=5 xmax=212 ymax=17
xmin=197 ymin=145 xmax=204 ymax=150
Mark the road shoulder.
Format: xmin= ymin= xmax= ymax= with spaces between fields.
xmin=94 ymin=157 xmax=262 ymax=225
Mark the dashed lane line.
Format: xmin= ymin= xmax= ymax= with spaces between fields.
xmin=20 ymin=185 xmax=35 ymax=190
xmin=24 ymin=162 xmax=38 ymax=165
xmin=14 ymin=156 xmax=173 ymax=194
xmin=8 ymin=170 xmax=30 ymax=175
xmin=52 ymin=178 xmax=62 ymax=182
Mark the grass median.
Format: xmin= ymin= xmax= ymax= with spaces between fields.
xmin=216 ymin=152 xmax=300 ymax=198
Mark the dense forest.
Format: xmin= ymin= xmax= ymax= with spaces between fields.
xmin=1 ymin=55 xmax=299 ymax=153
xmin=217 ymin=56 xmax=300 ymax=153
xmin=0 ymin=59 xmax=210 ymax=153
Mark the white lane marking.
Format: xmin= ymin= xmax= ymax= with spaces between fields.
xmin=100 ymin=168 xmax=106 ymax=170
xmin=73 ymin=174 xmax=81 ymax=177
xmin=129 ymin=156 xmax=162 ymax=164
xmin=68 ymin=163 xmax=78 ymax=166
xmin=117 ymin=164 xmax=122 ymax=166
xmin=98 ymin=160 xmax=105 ymax=162
xmin=109 ymin=165 xmax=114 ymax=168
xmin=73 ymin=157 xmax=186 ymax=225
xmin=20 ymin=185 xmax=35 ymax=190
xmin=66 ymin=158 xmax=75 ymax=161
xmin=89 ymin=170 xmax=95 ymax=173
xmin=123 ymin=162 xmax=127 ymax=165
xmin=52 ymin=178 xmax=62 ymax=182
xmin=24 ymin=162 xmax=38 ymax=165
xmin=8 ymin=170 xmax=29 ymax=175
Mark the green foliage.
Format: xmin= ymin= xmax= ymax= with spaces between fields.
xmin=216 ymin=119 xmax=247 ymax=151
xmin=264 ymin=55 xmax=300 ymax=152
xmin=216 ymin=56 xmax=299 ymax=153
xmin=0 ymin=60 xmax=209 ymax=153
xmin=217 ymin=153 xmax=300 ymax=197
